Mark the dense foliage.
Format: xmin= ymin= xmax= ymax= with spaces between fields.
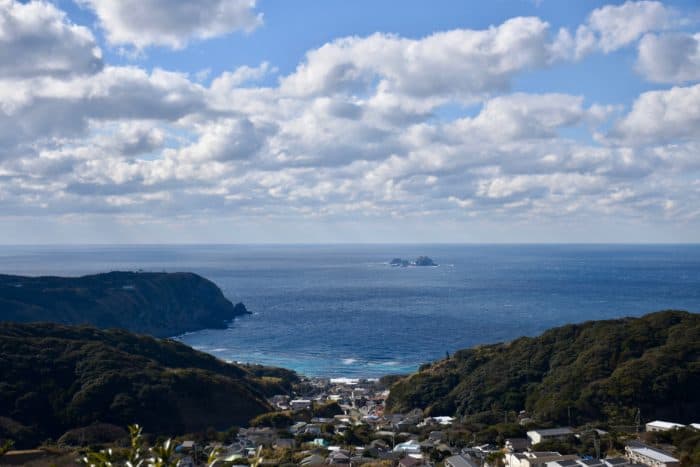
xmin=0 ymin=322 xmax=298 ymax=448
xmin=0 ymin=271 xmax=250 ymax=337
xmin=77 ymin=424 xmax=229 ymax=467
xmin=250 ymin=401 xmax=343 ymax=428
xmin=387 ymin=311 xmax=700 ymax=426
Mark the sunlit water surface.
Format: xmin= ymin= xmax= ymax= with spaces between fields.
xmin=1 ymin=244 xmax=698 ymax=377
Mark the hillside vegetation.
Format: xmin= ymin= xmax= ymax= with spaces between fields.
xmin=0 ymin=271 xmax=249 ymax=336
xmin=387 ymin=310 xmax=700 ymax=426
xmin=0 ymin=322 xmax=298 ymax=448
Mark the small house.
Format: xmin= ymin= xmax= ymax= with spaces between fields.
xmin=527 ymin=427 xmax=574 ymax=445
xmin=394 ymin=439 xmax=422 ymax=454
xmin=445 ymin=454 xmax=480 ymax=467
xmin=290 ymin=399 xmax=312 ymax=411
xmin=625 ymin=441 xmax=679 ymax=467
xmin=505 ymin=438 xmax=529 ymax=452
xmin=645 ymin=420 xmax=685 ymax=432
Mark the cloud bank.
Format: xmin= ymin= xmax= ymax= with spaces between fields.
xmin=0 ymin=0 xmax=699 ymax=242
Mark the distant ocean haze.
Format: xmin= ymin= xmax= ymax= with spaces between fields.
xmin=1 ymin=244 xmax=699 ymax=377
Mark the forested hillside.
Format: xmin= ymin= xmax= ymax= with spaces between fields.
xmin=0 ymin=322 xmax=298 ymax=448
xmin=387 ymin=310 xmax=700 ymax=426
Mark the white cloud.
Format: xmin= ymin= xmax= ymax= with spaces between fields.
xmin=637 ymin=32 xmax=700 ymax=83
xmin=609 ymin=83 xmax=700 ymax=144
xmin=210 ymin=62 xmax=274 ymax=92
xmin=453 ymin=93 xmax=588 ymax=141
xmin=172 ymin=117 xmax=271 ymax=162
xmin=103 ymin=122 xmax=166 ymax=156
xmin=280 ymin=17 xmax=558 ymax=100
xmin=0 ymin=66 xmax=205 ymax=158
xmin=0 ymin=0 xmax=102 ymax=78
xmin=1 ymin=2 xmax=700 ymax=240
xmin=574 ymin=1 xmax=675 ymax=58
xmin=476 ymin=173 xmax=604 ymax=199
xmin=78 ymin=0 xmax=262 ymax=49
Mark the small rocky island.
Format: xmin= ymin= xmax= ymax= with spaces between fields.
xmin=0 ymin=271 xmax=250 ymax=337
xmin=389 ymin=256 xmax=438 ymax=267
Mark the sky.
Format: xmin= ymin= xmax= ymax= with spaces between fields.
xmin=1 ymin=0 xmax=700 ymax=243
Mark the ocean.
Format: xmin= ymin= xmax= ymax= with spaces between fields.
xmin=1 ymin=244 xmax=699 ymax=377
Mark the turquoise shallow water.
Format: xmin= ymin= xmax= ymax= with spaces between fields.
xmin=1 ymin=244 xmax=699 ymax=377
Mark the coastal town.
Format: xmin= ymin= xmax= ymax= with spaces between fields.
xmin=2 ymin=311 xmax=697 ymax=467
xmin=18 ymin=376 xmax=685 ymax=467
xmin=147 ymin=377 xmax=696 ymax=467
xmin=2 ymin=0 xmax=700 ymax=466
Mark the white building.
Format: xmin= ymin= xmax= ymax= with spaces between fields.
xmin=505 ymin=451 xmax=579 ymax=467
xmin=645 ymin=420 xmax=685 ymax=432
xmin=527 ymin=427 xmax=574 ymax=445
xmin=393 ymin=439 xmax=422 ymax=454
xmin=290 ymin=399 xmax=312 ymax=411
xmin=625 ymin=442 xmax=679 ymax=467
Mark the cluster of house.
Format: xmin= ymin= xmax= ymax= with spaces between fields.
xmin=440 ymin=423 xmax=692 ymax=467
xmin=496 ymin=425 xmax=687 ymax=467
xmin=173 ymin=378 xmax=457 ymax=466
xmin=171 ymin=378 xmax=697 ymax=467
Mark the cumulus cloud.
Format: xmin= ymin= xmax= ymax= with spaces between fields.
xmin=0 ymin=0 xmax=102 ymax=78
xmin=210 ymin=62 xmax=274 ymax=93
xmin=78 ymin=0 xmax=262 ymax=49
xmin=171 ymin=117 xmax=271 ymax=162
xmin=0 ymin=66 xmax=205 ymax=158
xmin=573 ymin=0 xmax=675 ymax=58
xmin=1 ymin=1 xmax=699 ymax=240
xmin=103 ymin=122 xmax=166 ymax=156
xmin=454 ymin=93 xmax=589 ymax=141
xmin=476 ymin=173 xmax=604 ymax=199
xmin=609 ymin=83 xmax=700 ymax=144
xmin=280 ymin=17 xmax=558 ymax=100
xmin=637 ymin=32 xmax=700 ymax=83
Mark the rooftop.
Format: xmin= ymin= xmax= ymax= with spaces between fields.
xmin=627 ymin=444 xmax=679 ymax=463
xmin=528 ymin=427 xmax=574 ymax=436
xmin=445 ymin=454 xmax=480 ymax=467
xmin=602 ymin=459 xmax=627 ymax=466
xmin=646 ymin=420 xmax=685 ymax=429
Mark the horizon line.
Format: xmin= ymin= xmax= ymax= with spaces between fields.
xmin=1 ymin=242 xmax=699 ymax=247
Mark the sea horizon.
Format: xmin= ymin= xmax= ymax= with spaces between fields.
xmin=1 ymin=243 xmax=698 ymax=378
xmin=2 ymin=242 xmax=700 ymax=246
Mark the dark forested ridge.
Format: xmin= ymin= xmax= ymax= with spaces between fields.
xmin=0 ymin=322 xmax=299 ymax=448
xmin=387 ymin=310 xmax=700 ymax=426
xmin=0 ymin=271 xmax=250 ymax=336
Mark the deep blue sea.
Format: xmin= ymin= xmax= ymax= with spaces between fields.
xmin=1 ymin=244 xmax=699 ymax=377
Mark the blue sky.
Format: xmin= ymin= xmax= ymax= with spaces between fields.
xmin=67 ymin=2 xmax=691 ymax=87
xmin=61 ymin=0 xmax=692 ymax=98
xmin=0 ymin=0 xmax=699 ymax=243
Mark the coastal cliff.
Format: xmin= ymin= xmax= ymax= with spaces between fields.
xmin=0 ymin=271 xmax=249 ymax=337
